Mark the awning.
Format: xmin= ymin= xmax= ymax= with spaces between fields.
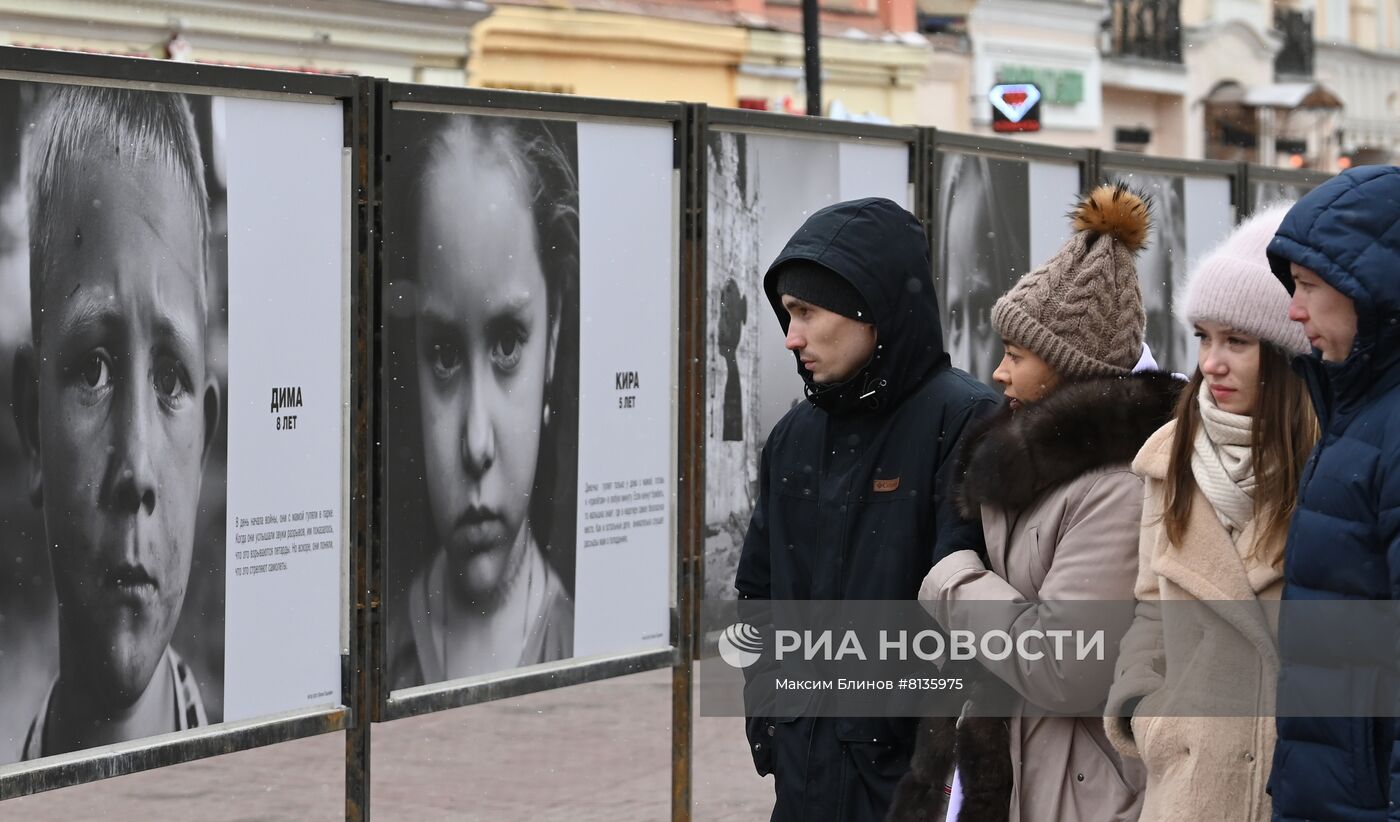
xmin=1205 ymin=82 xmax=1247 ymax=105
xmin=1243 ymin=82 xmax=1343 ymax=110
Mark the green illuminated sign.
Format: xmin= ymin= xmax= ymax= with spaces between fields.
xmin=999 ymin=65 xmax=1084 ymax=106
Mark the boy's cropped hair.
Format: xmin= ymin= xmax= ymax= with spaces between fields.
xmin=22 ymin=84 xmax=211 ymax=342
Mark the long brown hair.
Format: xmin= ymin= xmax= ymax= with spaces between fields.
xmin=1162 ymin=342 xmax=1317 ymax=566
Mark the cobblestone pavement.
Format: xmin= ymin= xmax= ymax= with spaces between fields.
xmin=1 ymin=667 xmax=773 ymax=821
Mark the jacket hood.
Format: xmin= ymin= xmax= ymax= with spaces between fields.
xmin=956 ymin=371 xmax=1181 ymax=516
xmin=1267 ymin=166 xmax=1400 ymax=400
xmin=764 ymin=197 xmax=947 ymax=415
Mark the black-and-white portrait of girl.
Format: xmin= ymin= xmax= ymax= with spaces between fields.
xmin=938 ymin=151 xmax=1031 ymax=384
xmin=384 ymin=110 xmax=581 ymax=689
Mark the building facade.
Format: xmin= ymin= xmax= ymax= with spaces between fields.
xmin=963 ymin=0 xmax=1106 ymax=146
xmin=919 ymin=0 xmax=1396 ymax=169
xmin=468 ymin=0 xmax=931 ymax=121
xmin=1309 ymin=0 xmax=1400 ymax=166
xmin=0 ymin=0 xmax=491 ymax=83
xmin=0 ymin=0 xmax=930 ymax=122
xmin=0 ymin=0 xmax=1394 ymax=165
xmin=466 ymin=4 xmax=745 ymax=104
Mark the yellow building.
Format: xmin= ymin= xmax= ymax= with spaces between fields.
xmin=469 ymin=2 xmax=930 ymax=122
xmin=738 ymin=28 xmax=930 ymax=122
xmin=467 ymin=5 xmax=746 ymax=104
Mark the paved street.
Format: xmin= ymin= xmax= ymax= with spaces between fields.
xmin=1 ymin=668 xmax=773 ymax=821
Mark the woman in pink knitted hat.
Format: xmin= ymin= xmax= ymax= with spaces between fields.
xmin=1103 ymin=204 xmax=1318 ymax=821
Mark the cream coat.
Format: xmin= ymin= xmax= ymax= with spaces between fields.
xmin=1104 ymin=420 xmax=1283 ymax=822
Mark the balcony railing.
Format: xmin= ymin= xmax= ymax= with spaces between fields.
xmin=1275 ymin=7 xmax=1315 ymax=77
xmin=1105 ymin=0 xmax=1182 ymax=64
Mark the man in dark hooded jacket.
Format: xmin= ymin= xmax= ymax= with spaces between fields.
xmin=735 ymin=197 xmax=997 ymax=821
xmin=1265 ymin=165 xmax=1400 ymax=821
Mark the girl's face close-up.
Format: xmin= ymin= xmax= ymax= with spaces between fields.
xmin=1194 ymin=320 xmax=1260 ymax=416
xmin=993 ymin=341 xmax=1058 ymax=412
xmin=416 ymin=156 xmax=556 ymax=599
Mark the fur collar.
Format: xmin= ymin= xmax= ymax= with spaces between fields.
xmin=956 ymin=372 xmax=1181 ymax=517
xmin=891 ymin=714 xmax=1012 ymax=822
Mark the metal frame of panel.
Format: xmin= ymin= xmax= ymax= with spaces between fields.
xmin=373 ymin=83 xmax=689 ymax=724
xmin=0 ymin=46 xmax=360 ymax=802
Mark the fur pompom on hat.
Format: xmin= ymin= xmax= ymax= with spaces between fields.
xmin=992 ymin=183 xmax=1150 ymax=380
xmin=1070 ymin=183 xmax=1152 ymax=252
xmin=1177 ymin=203 xmax=1310 ymax=355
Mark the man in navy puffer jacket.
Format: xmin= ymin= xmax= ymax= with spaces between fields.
xmin=1267 ymin=165 xmax=1400 ymax=821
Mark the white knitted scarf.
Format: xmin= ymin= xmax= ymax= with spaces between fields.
xmin=1191 ymin=380 xmax=1256 ymax=539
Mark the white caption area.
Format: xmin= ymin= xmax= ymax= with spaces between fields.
xmin=572 ymin=121 xmax=678 ymax=658
xmin=223 ymin=97 xmax=345 ymax=720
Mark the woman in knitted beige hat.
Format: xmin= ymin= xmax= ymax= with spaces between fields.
xmin=894 ymin=184 xmax=1181 ymax=822
xmin=1103 ymin=204 xmax=1317 ymax=822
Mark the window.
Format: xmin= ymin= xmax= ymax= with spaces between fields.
xmin=1325 ymin=0 xmax=1351 ymax=41
xmin=1114 ymin=126 xmax=1152 ymax=152
xmin=1351 ymin=0 xmax=1377 ymax=48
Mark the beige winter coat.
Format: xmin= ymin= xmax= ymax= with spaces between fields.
xmin=904 ymin=374 xmax=1181 ymax=822
xmin=1104 ymin=420 xmax=1283 ymax=822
